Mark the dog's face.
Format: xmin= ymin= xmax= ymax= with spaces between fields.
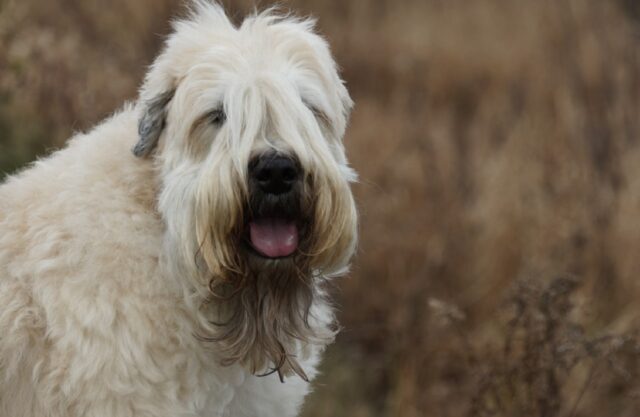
xmin=133 ymin=3 xmax=357 ymax=379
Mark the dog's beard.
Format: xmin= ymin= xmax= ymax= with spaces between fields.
xmin=194 ymin=177 xmax=332 ymax=381
xmin=177 ymin=156 xmax=357 ymax=381
xmin=202 ymin=256 xmax=322 ymax=381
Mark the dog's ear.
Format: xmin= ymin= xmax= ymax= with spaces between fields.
xmin=133 ymin=89 xmax=175 ymax=158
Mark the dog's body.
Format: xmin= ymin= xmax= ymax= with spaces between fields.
xmin=0 ymin=3 xmax=356 ymax=416
xmin=0 ymin=109 xmax=317 ymax=417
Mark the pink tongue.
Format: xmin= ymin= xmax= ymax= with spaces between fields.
xmin=249 ymin=218 xmax=299 ymax=258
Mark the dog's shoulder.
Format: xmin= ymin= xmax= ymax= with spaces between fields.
xmin=0 ymin=103 xmax=169 ymax=293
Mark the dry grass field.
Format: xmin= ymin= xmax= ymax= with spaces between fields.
xmin=2 ymin=0 xmax=640 ymax=415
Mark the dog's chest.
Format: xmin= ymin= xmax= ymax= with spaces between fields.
xmin=102 ymin=292 xmax=313 ymax=417
xmin=19 ymin=274 xmax=312 ymax=417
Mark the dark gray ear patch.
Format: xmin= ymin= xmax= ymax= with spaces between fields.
xmin=133 ymin=90 xmax=175 ymax=158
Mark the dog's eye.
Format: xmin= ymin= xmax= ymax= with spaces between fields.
xmin=302 ymin=100 xmax=326 ymax=124
xmin=308 ymin=106 xmax=330 ymax=126
xmin=208 ymin=109 xmax=226 ymax=126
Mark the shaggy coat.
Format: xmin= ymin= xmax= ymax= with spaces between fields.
xmin=0 ymin=3 xmax=356 ymax=416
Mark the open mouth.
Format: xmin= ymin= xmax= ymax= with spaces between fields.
xmin=248 ymin=217 xmax=299 ymax=258
xmin=245 ymin=152 xmax=305 ymax=259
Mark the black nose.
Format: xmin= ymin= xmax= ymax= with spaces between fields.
xmin=250 ymin=154 xmax=300 ymax=195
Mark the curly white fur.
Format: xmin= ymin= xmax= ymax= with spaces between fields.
xmin=0 ymin=2 xmax=356 ymax=416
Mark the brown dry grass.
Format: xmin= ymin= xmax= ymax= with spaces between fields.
xmin=2 ymin=0 xmax=640 ymax=416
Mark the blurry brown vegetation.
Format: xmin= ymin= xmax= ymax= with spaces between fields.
xmin=2 ymin=0 xmax=640 ymax=415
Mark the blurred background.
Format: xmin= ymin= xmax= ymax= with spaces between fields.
xmin=2 ymin=0 xmax=640 ymax=415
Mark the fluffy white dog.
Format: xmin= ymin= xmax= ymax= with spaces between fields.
xmin=0 ymin=2 xmax=357 ymax=416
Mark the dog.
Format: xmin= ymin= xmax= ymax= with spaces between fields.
xmin=0 ymin=2 xmax=357 ymax=416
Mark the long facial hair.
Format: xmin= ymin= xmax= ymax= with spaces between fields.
xmin=198 ymin=172 xmax=319 ymax=381
xmin=185 ymin=155 xmax=357 ymax=381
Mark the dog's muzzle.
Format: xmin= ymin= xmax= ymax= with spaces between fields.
xmin=246 ymin=153 xmax=304 ymax=259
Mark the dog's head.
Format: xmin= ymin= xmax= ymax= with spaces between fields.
xmin=133 ymin=1 xmax=357 ymax=379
